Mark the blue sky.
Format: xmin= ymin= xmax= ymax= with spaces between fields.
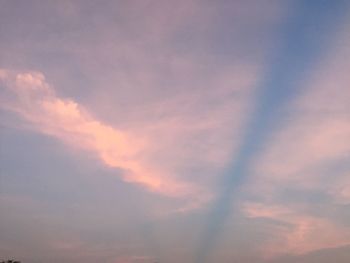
xmin=1 ymin=1 xmax=350 ymax=262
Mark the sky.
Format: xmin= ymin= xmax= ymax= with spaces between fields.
xmin=0 ymin=1 xmax=349 ymax=262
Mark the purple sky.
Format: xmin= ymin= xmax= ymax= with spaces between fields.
xmin=1 ymin=1 xmax=350 ymax=262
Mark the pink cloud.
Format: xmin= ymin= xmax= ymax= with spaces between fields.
xmin=0 ymin=70 xmax=192 ymax=197
xmin=242 ymin=19 xmax=350 ymax=257
xmin=0 ymin=1 xmax=287 ymax=218
xmin=0 ymin=66 xmax=258 ymax=210
xmin=249 ymin=21 xmax=350 ymax=194
xmin=243 ymin=202 xmax=350 ymax=258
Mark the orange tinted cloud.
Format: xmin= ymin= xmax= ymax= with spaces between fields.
xmin=0 ymin=70 xmax=192 ymax=197
xmin=244 ymin=202 xmax=350 ymax=257
xmin=1 ymin=67 xmax=257 ymax=208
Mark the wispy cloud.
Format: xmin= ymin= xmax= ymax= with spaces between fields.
xmin=244 ymin=18 xmax=350 ymax=257
xmin=244 ymin=202 xmax=350 ymax=258
xmin=2 ymin=1 xmax=349 ymax=262
xmin=195 ymin=2 xmax=349 ymax=261
xmin=0 ymin=69 xmax=189 ymax=196
xmin=0 ymin=1 xmax=271 ymax=224
xmin=250 ymin=20 xmax=350 ymax=198
xmin=0 ymin=66 xmax=256 ymax=209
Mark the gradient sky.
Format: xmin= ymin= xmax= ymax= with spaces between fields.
xmin=0 ymin=1 xmax=350 ymax=263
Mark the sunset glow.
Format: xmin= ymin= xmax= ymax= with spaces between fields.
xmin=1 ymin=1 xmax=350 ymax=263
